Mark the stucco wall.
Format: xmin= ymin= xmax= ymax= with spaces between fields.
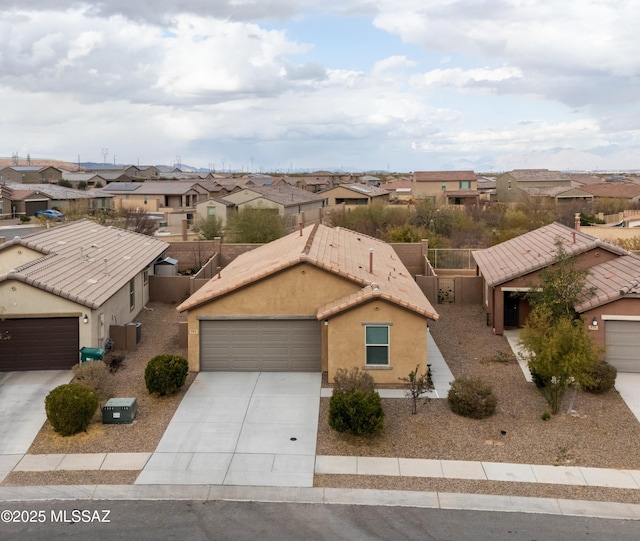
xmin=326 ymin=300 xmax=429 ymax=384
xmin=0 ymin=245 xmax=44 ymax=274
xmin=185 ymin=263 xmax=360 ymax=371
xmin=582 ymin=298 xmax=640 ymax=353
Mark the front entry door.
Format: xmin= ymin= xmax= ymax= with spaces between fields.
xmin=504 ymin=293 xmax=520 ymax=328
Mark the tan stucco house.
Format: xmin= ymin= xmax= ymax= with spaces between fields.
xmin=473 ymin=222 xmax=640 ymax=372
xmin=0 ymin=220 xmax=169 ymax=371
xmin=177 ymin=224 xmax=439 ymax=383
xmin=319 ymin=184 xmax=390 ymax=208
xmin=495 ymin=169 xmax=573 ymax=203
xmin=412 ymin=171 xmax=479 ymax=205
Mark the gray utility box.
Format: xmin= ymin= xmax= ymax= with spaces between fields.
xmin=102 ymin=398 xmax=137 ymax=424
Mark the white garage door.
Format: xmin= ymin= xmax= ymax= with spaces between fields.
xmin=200 ymin=319 xmax=321 ymax=372
xmin=605 ymin=320 xmax=640 ymax=373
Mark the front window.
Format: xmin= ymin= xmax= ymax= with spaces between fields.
xmin=459 ymin=181 xmax=471 ymax=189
xmin=365 ymin=325 xmax=389 ymax=365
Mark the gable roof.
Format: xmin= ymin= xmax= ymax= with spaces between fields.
xmin=0 ymin=220 xmax=168 ymax=309
xmin=7 ymin=183 xmax=96 ymax=200
xmin=414 ymin=171 xmax=476 ymax=182
xmin=103 ymin=181 xmax=206 ymax=195
xmin=580 ymin=182 xmax=640 ymax=199
xmin=177 ymin=224 xmax=438 ymax=321
xmin=473 ymin=222 xmax=629 ymax=287
xmin=321 ymin=184 xmax=390 ymax=197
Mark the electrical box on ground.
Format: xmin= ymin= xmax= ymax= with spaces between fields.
xmin=102 ymin=397 xmax=137 ymax=424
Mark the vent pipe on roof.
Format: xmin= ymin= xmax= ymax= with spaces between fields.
xmin=369 ymin=247 xmax=374 ymax=274
xmin=574 ymin=212 xmax=581 ymax=232
xmin=217 ymin=266 xmax=221 ymax=279
xmin=103 ymin=258 xmax=109 ymax=275
xmin=299 ymin=222 xmax=303 ymax=236
xmin=572 ymin=231 xmax=576 ymax=244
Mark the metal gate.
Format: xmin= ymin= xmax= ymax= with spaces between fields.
xmin=437 ymin=277 xmax=455 ymax=304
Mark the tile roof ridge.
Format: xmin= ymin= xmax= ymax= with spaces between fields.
xmin=301 ymin=223 xmax=319 ymax=256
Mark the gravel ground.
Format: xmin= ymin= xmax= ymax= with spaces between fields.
xmin=6 ymin=302 xmax=640 ymax=504
xmin=315 ymin=303 xmax=640 ymax=502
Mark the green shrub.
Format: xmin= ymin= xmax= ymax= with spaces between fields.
xmin=328 ymin=391 xmax=385 ymax=435
xmin=583 ymin=361 xmax=617 ymax=394
xmin=333 ymin=367 xmax=375 ymax=394
xmin=19 ymin=215 xmax=31 ymax=223
xmin=447 ymin=376 xmax=497 ymax=419
xmin=144 ymin=354 xmax=188 ymax=396
xmin=45 ymin=384 xmax=99 ymax=436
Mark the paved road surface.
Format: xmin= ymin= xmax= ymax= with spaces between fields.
xmin=0 ymin=501 xmax=637 ymax=541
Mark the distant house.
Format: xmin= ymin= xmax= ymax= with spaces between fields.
xmin=196 ymin=184 xmax=324 ymax=226
xmin=495 ymin=169 xmax=572 ymax=203
xmin=0 ymin=166 xmax=63 ymax=184
xmin=580 ymin=181 xmax=640 ymax=204
xmin=0 ymin=184 xmax=11 ymax=218
xmin=382 ymin=178 xmax=413 ymax=202
xmin=412 ymin=171 xmax=479 ymax=205
xmin=320 ymin=184 xmax=390 ymax=207
xmin=102 ymin=181 xmax=209 ymax=211
xmin=519 ymin=185 xmax=594 ymax=204
xmin=285 ymin=175 xmax=332 ymax=193
xmin=7 ymin=184 xmax=113 ymax=216
xmin=0 ymin=220 xmax=169 ymax=371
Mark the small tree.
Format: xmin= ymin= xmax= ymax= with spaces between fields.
xmin=225 ymin=204 xmax=287 ymax=243
xmin=122 ymin=208 xmax=158 ymax=236
xmin=520 ymin=308 xmax=601 ymax=414
xmin=399 ymin=364 xmax=433 ymax=414
xmin=197 ymin=214 xmax=223 ymax=240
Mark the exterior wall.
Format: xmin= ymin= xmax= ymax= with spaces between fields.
xmin=326 ymin=300 xmax=429 ymax=384
xmin=165 ymin=240 xmax=217 ymax=271
xmin=149 ymin=275 xmax=191 ymax=304
xmin=321 ymin=186 xmax=370 ymax=206
xmin=196 ymin=200 xmax=234 ymax=225
xmin=185 ymin=264 xmax=360 ymax=371
xmin=0 ymin=245 xmax=45 ymax=274
xmin=389 ymin=241 xmax=428 ymax=276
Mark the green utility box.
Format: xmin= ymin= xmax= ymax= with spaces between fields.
xmin=102 ymin=398 xmax=137 ymax=424
xmin=80 ymin=347 xmax=105 ymax=362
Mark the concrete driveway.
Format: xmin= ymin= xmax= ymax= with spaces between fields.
xmin=136 ymin=372 xmax=321 ymax=487
xmin=0 ymin=371 xmax=72 ymax=481
xmin=615 ymin=373 xmax=640 ymax=423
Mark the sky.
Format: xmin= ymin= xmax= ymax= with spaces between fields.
xmin=2 ymin=1 xmax=640 ymax=173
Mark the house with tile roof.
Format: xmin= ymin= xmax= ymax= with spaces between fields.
xmin=196 ymin=184 xmax=325 ymax=226
xmin=473 ymin=221 xmax=640 ymax=372
xmin=319 ymin=184 xmax=390 ymax=207
xmin=0 ymin=220 xmax=169 ymax=371
xmin=580 ymin=181 xmax=640 ymax=203
xmin=412 ymin=171 xmax=479 ymax=205
xmin=177 ymin=224 xmax=439 ymax=383
xmin=6 ymin=184 xmax=114 ymax=216
xmin=495 ymin=169 xmax=573 ymax=203
xmin=0 ymin=166 xmax=63 ymax=184
xmin=102 ymin=181 xmax=209 ymax=212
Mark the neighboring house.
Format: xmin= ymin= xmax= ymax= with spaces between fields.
xmin=320 ymin=184 xmax=390 ymax=207
xmin=176 ymin=224 xmax=439 ymax=383
xmin=285 ymin=175 xmax=332 ymax=193
xmin=495 ymin=169 xmax=572 ymax=203
xmin=382 ymin=178 xmax=413 ymax=202
xmin=7 ymin=184 xmax=113 ymax=216
xmin=580 ymin=181 xmax=640 ymax=204
xmin=102 ymin=181 xmax=209 ymax=211
xmin=0 ymin=220 xmax=169 ymax=371
xmin=519 ymin=185 xmax=594 ymax=204
xmin=412 ymin=171 xmax=479 ymax=205
xmin=361 ymin=175 xmax=382 ymax=187
xmin=473 ymin=221 xmax=640 ymax=372
xmin=0 ymin=184 xmax=11 ymax=218
xmin=196 ymin=184 xmax=324 ymax=226
xmin=0 ymin=166 xmax=63 ymax=184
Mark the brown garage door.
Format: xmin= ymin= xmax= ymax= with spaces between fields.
xmin=0 ymin=318 xmax=79 ymax=371
xmin=605 ymin=320 xmax=640 ymax=373
xmin=25 ymin=200 xmax=49 ymax=216
xmin=200 ymin=319 xmax=321 ymax=371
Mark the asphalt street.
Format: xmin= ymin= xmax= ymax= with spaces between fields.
xmin=0 ymin=501 xmax=637 ymax=541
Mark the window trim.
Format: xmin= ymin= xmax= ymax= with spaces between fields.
xmin=364 ymin=325 xmax=390 ymax=366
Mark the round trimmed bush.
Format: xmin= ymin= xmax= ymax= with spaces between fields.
xmin=45 ymin=384 xmax=99 ymax=436
xmin=583 ymin=361 xmax=617 ymax=394
xmin=329 ymin=390 xmax=384 ymax=435
xmin=144 ymin=354 xmax=188 ymax=396
xmin=447 ymin=376 xmax=497 ymax=419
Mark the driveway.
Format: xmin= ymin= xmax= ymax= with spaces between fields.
xmin=614 ymin=373 xmax=640 ymax=423
xmin=136 ymin=372 xmax=321 ymax=487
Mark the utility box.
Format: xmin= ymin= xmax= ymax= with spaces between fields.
xmin=102 ymin=398 xmax=137 ymax=424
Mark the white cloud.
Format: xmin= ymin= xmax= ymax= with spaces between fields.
xmin=411 ymin=66 xmax=522 ymax=90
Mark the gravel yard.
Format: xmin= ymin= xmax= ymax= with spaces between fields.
xmin=315 ymin=303 xmax=640 ymax=502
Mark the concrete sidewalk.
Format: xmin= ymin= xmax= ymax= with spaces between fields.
xmin=1 ymin=483 xmax=639 ymax=521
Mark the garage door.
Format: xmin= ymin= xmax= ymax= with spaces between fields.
xmin=25 ymin=200 xmax=48 ymax=216
xmin=0 ymin=318 xmax=79 ymax=371
xmin=200 ymin=319 xmax=321 ymax=372
xmin=605 ymin=320 xmax=640 ymax=372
